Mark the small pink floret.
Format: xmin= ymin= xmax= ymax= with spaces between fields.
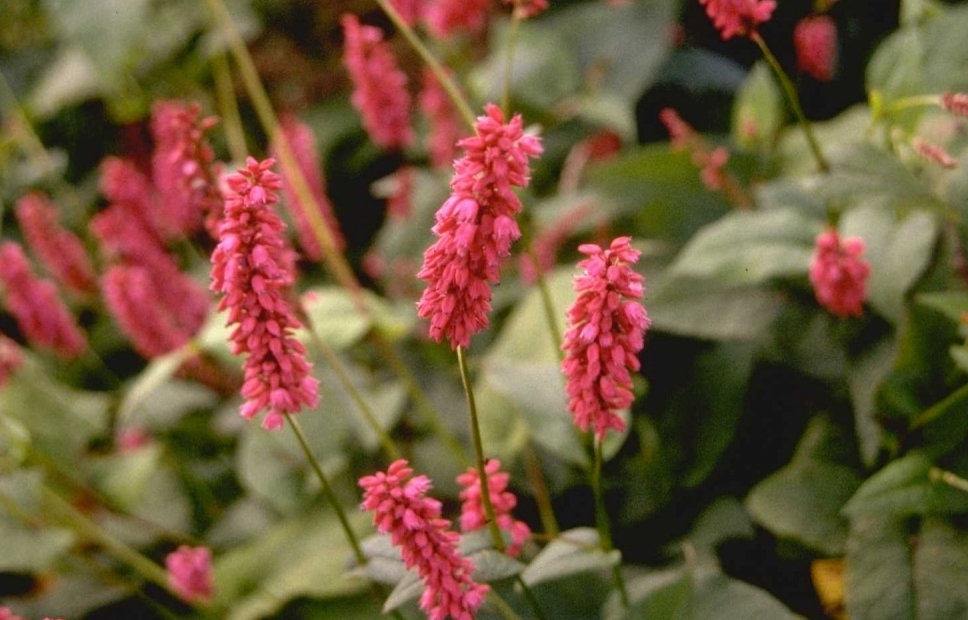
xmin=165 ymin=545 xmax=214 ymax=603
xmin=794 ymin=16 xmax=837 ymax=82
xmin=457 ymin=459 xmax=531 ymax=557
xmin=809 ymin=228 xmax=871 ymax=318
xmin=698 ymin=0 xmax=776 ymax=40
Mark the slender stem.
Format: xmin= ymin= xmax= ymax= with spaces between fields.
xmin=502 ymin=15 xmax=522 ymax=114
xmin=38 ymin=487 xmax=171 ymax=591
xmin=885 ymin=93 xmax=943 ymax=115
xmin=751 ymin=32 xmax=828 ymax=173
xmin=212 ymin=49 xmax=249 ymax=162
xmin=523 ymin=444 xmax=559 ymax=537
xmin=457 ymin=345 xmax=506 ymax=552
xmin=931 ymin=467 xmax=968 ymax=494
xmin=372 ymin=0 xmax=476 ymax=129
xmin=300 ymin=313 xmax=402 ymax=459
xmin=206 ymin=0 xmax=463 ymax=468
xmin=592 ymin=439 xmax=628 ymax=607
xmin=532 ymin=258 xmax=564 ymax=361
xmin=487 ymin=588 xmax=527 ymax=620
xmin=516 ymin=575 xmax=550 ymax=620
xmin=286 ymin=414 xmax=366 ymax=565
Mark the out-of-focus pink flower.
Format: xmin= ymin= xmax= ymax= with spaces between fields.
xmin=387 ymin=166 xmax=414 ymax=219
xmin=0 ymin=242 xmax=87 ymax=359
xmin=793 ymin=15 xmax=837 ymax=82
xmin=116 ymin=427 xmax=151 ymax=452
xmin=0 ymin=607 xmax=25 ymax=620
xmin=272 ymin=115 xmax=345 ymax=259
xmin=210 ymin=157 xmax=319 ymax=431
xmin=561 ymin=237 xmax=649 ymax=439
xmin=151 ymin=100 xmax=222 ymax=238
xmin=457 ymin=459 xmax=531 ymax=557
xmin=660 ymin=109 xmax=733 ymax=193
xmin=419 ymin=68 xmax=464 ymax=169
xmin=699 ymin=146 xmax=729 ymax=190
xmin=389 ymin=0 xmax=424 ymax=24
xmin=99 ymin=156 xmax=165 ymax=241
xmin=659 ymin=108 xmax=691 ymax=151
xmin=416 ymin=104 xmax=542 ymax=349
xmin=165 ymin=546 xmax=214 ymax=603
xmin=519 ymin=200 xmax=594 ymax=284
xmin=360 ymin=460 xmax=489 ymax=620
xmin=425 ymin=0 xmax=492 ymax=37
xmin=809 ymin=228 xmax=870 ymax=318
xmin=698 ymin=0 xmax=776 ymax=40
xmin=342 ymin=14 xmax=413 ymax=150
xmin=0 ymin=334 xmax=22 ymax=389
xmin=912 ymin=138 xmax=959 ymax=169
xmin=14 ymin=192 xmax=97 ymax=295
xmin=503 ymin=0 xmax=548 ymax=19
xmin=941 ymin=92 xmax=968 ymax=117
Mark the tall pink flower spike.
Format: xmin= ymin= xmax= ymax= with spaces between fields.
xmin=0 ymin=242 xmax=87 ymax=359
xmin=562 ymin=237 xmax=650 ymax=439
xmin=698 ymin=0 xmax=776 ymax=40
xmin=341 ymin=14 xmax=413 ymax=150
xmin=210 ymin=157 xmax=319 ymax=431
xmin=165 ymin=545 xmax=215 ymax=603
xmin=14 ymin=192 xmax=97 ymax=295
xmin=809 ymin=228 xmax=870 ymax=318
xmin=794 ymin=15 xmax=837 ymax=82
xmin=360 ymin=459 xmax=488 ymax=620
xmin=457 ymin=459 xmax=531 ymax=557
xmin=417 ymin=103 xmax=542 ymax=349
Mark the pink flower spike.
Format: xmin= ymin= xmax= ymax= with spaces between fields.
xmin=14 ymin=192 xmax=97 ymax=295
xmin=417 ymin=104 xmax=542 ymax=349
xmin=272 ymin=114 xmax=345 ymax=259
xmin=0 ymin=607 xmax=25 ymax=620
xmin=424 ymin=0 xmax=492 ymax=38
xmin=389 ymin=0 xmax=424 ymax=25
xmin=912 ymin=138 xmax=959 ymax=169
xmin=0 ymin=333 xmax=22 ymax=389
xmin=503 ymin=0 xmax=548 ymax=19
xmin=941 ymin=92 xmax=968 ymax=117
xmin=341 ymin=14 xmax=413 ymax=150
xmin=698 ymin=0 xmax=776 ymax=40
xmin=360 ymin=460 xmax=489 ymax=620
xmin=561 ymin=237 xmax=650 ymax=440
xmin=809 ymin=228 xmax=871 ymax=318
xmin=210 ymin=157 xmax=320 ymax=430
xmin=0 ymin=242 xmax=87 ymax=359
xmin=419 ymin=68 xmax=464 ymax=169
xmin=165 ymin=545 xmax=214 ymax=604
xmin=457 ymin=459 xmax=531 ymax=557
xmin=794 ymin=15 xmax=837 ymax=82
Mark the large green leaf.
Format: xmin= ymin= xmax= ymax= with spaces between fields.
xmin=732 ymin=61 xmax=783 ymax=152
xmin=0 ymin=470 xmax=74 ymax=573
xmin=843 ymin=452 xmax=968 ymax=519
xmin=848 ymin=338 xmax=897 ymax=466
xmin=521 ymin=527 xmax=620 ymax=587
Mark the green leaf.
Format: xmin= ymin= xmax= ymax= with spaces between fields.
xmin=845 ymin=516 xmax=914 ymax=620
xmin=669 ymin=207 xmax=818 ymax=287
xmin=746 ymin=459 xmax=862 ymax=555
xmin=301 ymin=286 xmax=414 ymax=351
xmin=605 ymin=567 xmax=693 ymax=620
xmin=686 ymin=497 xmax=756 ymax=556
xmin=382 ymin=570 xmax=422 ymax=614
xmin=732 ymin=61 xmax=783 ymax=152
xmin=917 ymin=291 xmax=968 ymax=322
xmin=841 ymin=205 xmax=940 ymax=323
xmin=469 ymin=549 xmax=525 ymax=582
xmin=87 ymin=444 xmax=164 ymax=511
xmin=843 ymin=452 xmax=968 ymax=519
xmin=116 ymin=347 xmax=194 ymax=423
xmin=848 ymin=338 xmax=897 ymax=466
xmin=521 ymin=527 xmax=620 ymax=587
xmin=914 ymin=518 xmax=968 ymax=619
xmin=0 ymin=470 xmax=74 ymax=573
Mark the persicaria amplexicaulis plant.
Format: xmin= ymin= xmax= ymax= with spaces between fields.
xmin=809 ymin=228 xmax=871 ymax=318
xmin=165 ymin=546 xmax=215 ymax=604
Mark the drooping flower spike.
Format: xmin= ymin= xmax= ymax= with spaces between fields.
xmin=14 ymin=192 xmax=97 ymax=295
xmin=561 ymin=237 xmax=650 ymax=439
xmin=912 ymin=138 xmax=959 ymax=169
xmin=793 ymin=15 xmax=837 ymax=82
xmin=210 ymin=157 xmax=319 ymax=431
xmin=457 ymin=459 xmax=531 ymax=557
xmin=809 ymin=228 xmax=871 ymax=318
xmin=698 ymin=0 xmax=776 ymax=40
xmin=165 ymin=546 xmax=215 ymax=603
xmin=417 ymin=103 xmax=542 ymax=349
xmin=360 ymin=459 xmax=488 ymax=620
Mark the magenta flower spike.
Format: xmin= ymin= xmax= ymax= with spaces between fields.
xmin=561 ymin=237 xmax=650 ymax=440
xmin=424 ymin=0 xmax=492 ymax=38
xmin=698 ymin=0 xmax=776 ymax=40
xmin=941 ymin=92 xmax=968 ymax=117
xmin=794 ymin=15 xmax=837 ymax=82
xmin=416 ymin=103 xmax=542 ymax=349
xmin=210 ymin=157 xmax=319 ymax=431
xmin=14 ymin=192 xmax=97 ymax=295
xmin=0 ymin=242 xmax=87 ymax=359
xmin=457 ymin=459 xmax=531 ymax=557
xmin=165 ymin=545 xmax=214 ymax=603
xmin=809 ymin=228 xmax=871 ymax=318
xmin=360 ymin=459 xmax=489 ymax=620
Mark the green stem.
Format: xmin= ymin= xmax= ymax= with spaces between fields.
xmin=457 ymin=345 xmax=506 ymax=552
xmin=593 ymin=439 xmax=628 ymax=607
xmin=372 ymin=0 xmax=477 ymax=130
xmin=487 ymin=588 xmax=527 ymax=620
xmin=523 ymin=444 xmax=560 ymax=537
xmin=751 ymin=32 xmax=828 ymax=173
xmin=502 ymin=15 xmax=522 ymax=114
xmin=931 ymin=467 xmax=968 ymax=494
xmin=533 ymin=260 xmax=564 ymax=361
xmin=212 ymin=49 xmax=249 ymax=162
xmin=286 ymin=415 xmax=366 ymax=565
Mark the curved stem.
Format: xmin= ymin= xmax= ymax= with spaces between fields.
xmin=457 ymin=345 xmax=506 ymax=552
xmin=523 ymin=444 xmax=559 ymax=537
xmin=502 ymin=15 xmax=522 ymax=115
xmin=286 ymin=414 xmax=366 ymax=565
xmin=372 ymin=0 xmax=477 ymax=130
xmin=212 ymin=49 xmax=249 ymax=162
xmin=751 ymin=32 xmax=828 ymax=173
xmin=593 ymin=438 xmax=628 ymax=607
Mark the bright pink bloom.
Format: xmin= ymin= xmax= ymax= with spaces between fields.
xmin=101 ymin=265 xmax=197 ymax=358
xmin=389 ymin=0 xmax=424 ymax=24
xmin=561 ymin=237 xmax=649 ymax=439
xmin=360 ymin=460 xmax=489 ymax=620
xmin=424 ymin=0 xmax=492 ymax=37
xmin=14 ymin=192 xmax=97 ymax=294
xmin=151 ymin=100 xmax=222 ymax=238
xmin=699 ymin=146 xmax=729 ymax=190
xmin=272 ymin=115 xmax=345 ymax=259
xmin=658 ymin=108 xmax=691 ymax=150
xmin=341 ymin=14 xmax=413 ymax=150
xmin=794 ymin=15 xmax=837 ymax=82
xmin=417 ymin=104 xmax=542 ymax=349
xmin=165 ymin=546 xmax=214 ymax=603
xmin=210 ymin=157 xmax=319 ymax=431
xmin=698 ymin=0 xmax=776 ymax=40
xmin=0 ymin=608 xmax=25 ymax=620
xmin=457 ymin=460 xmax=531 ymax=557
xmin=0 ymin=334 xmax=22 ymax=389
xmin=419 ymin=68 xmax=464 ymax=169
xmin=503 ymin=0 xmax=548 ymax=19
xmin=116 ymin=427 xmax=151 ymax=452
xmin=0 ymin=242 xmax=87 ymax=359
xmin=99 ymin=156 xmax=164 ymax=241
xmin=941 ymin=92 xmax=968 ymax=117
xmin=809 ymin=229 xmax=870 ymax=318
xmin=913 ymin=138 xmax=959 ymax=169
xmin=660 ymin=108 xmax=732 ymax=192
